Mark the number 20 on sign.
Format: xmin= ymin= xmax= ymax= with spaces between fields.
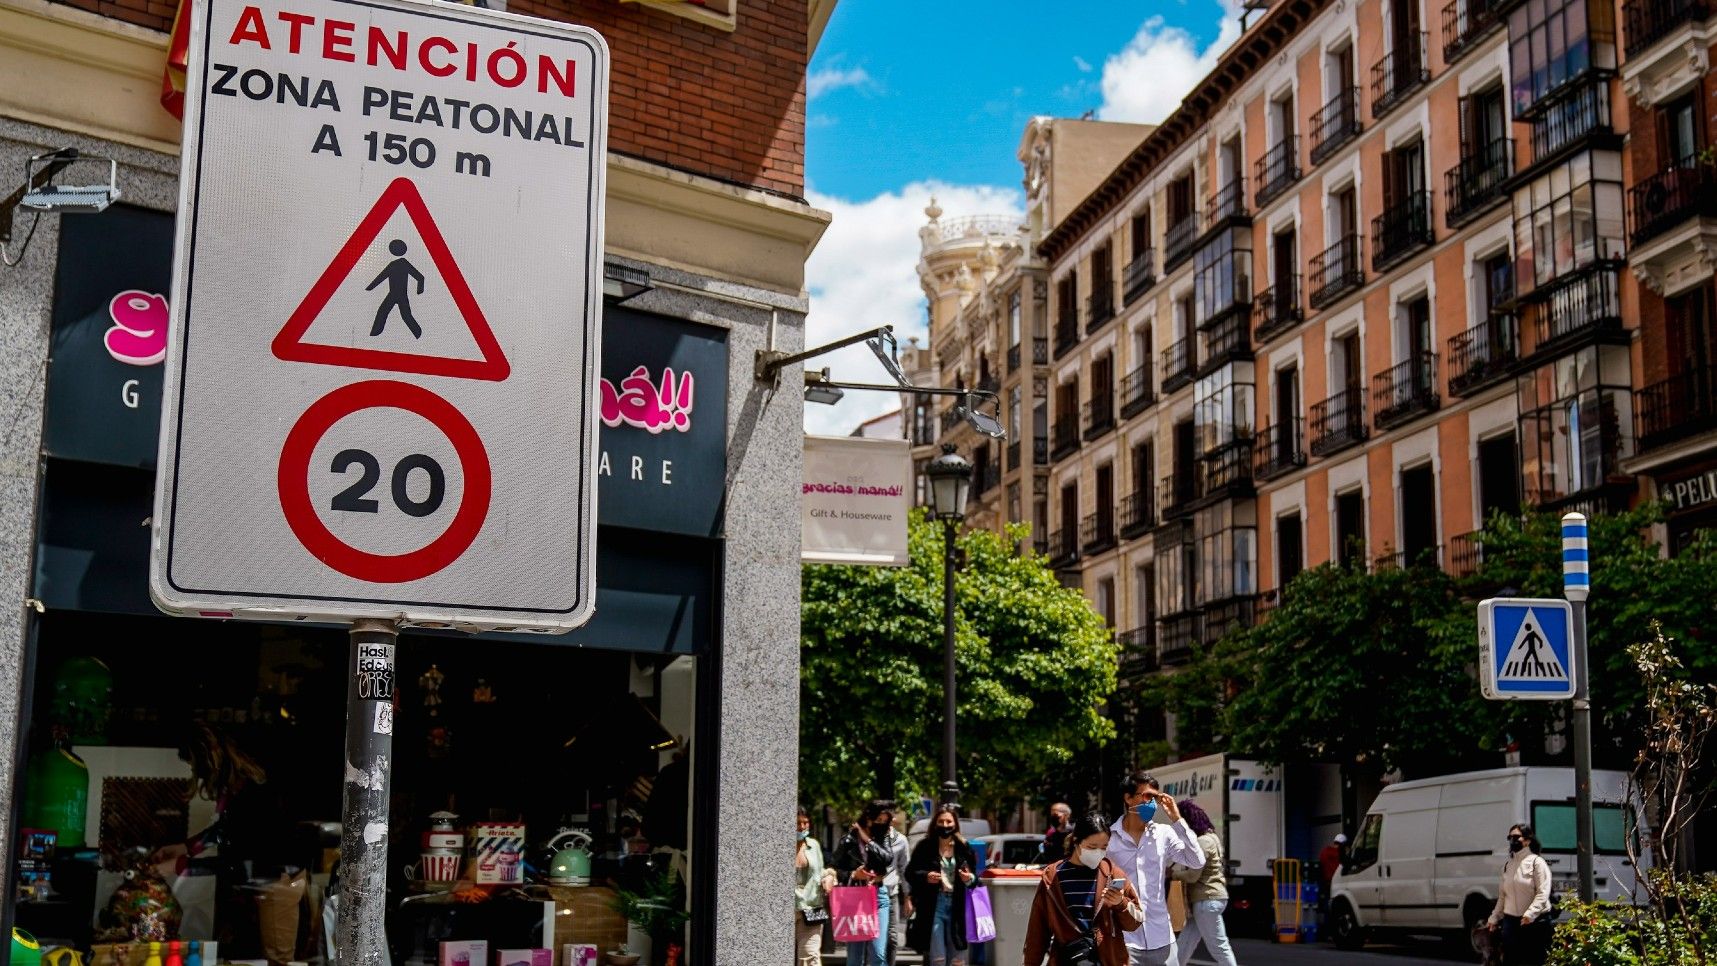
xmin=149 ymin=0 xmax=610 ymax=632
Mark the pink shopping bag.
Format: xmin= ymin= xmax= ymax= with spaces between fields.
xmin=829 ymin=886 xmax=881 ymax=943
xmin=965 ymin=886 xmax=997 ymax=943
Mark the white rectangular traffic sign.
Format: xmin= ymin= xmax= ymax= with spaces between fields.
xmin=151 ymin=0 xmax=608 ymax=631
xmin=1478 ymin=598 xmax=1576 ymax=700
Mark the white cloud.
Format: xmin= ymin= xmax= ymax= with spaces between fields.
xmin=1096 ymin=0 xmax=1244 ymax=124
xmin=808 ymin=65 xmax=876 ymax=100
xmin=1073 ymin=55 xmax=1094 ymax=73
xmin=802 ymin=181 xmax=1023 ymax=436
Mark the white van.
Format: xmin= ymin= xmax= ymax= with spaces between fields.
xmin=1327 ymin=767 xmax=1646 ymax=950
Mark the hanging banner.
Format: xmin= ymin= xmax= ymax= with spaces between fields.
xmin=802 ymin=435 xmax=911 ymax=567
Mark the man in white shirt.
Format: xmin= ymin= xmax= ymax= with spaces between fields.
xmin=1107 ymin=771 xmax=1206 ymax=966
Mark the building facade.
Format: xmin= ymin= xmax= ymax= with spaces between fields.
xmin=0 ymin=0 xmax=830 ymax=961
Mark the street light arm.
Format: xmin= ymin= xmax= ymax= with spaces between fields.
xmin=754 ymin=325 xmax=895 ymax=383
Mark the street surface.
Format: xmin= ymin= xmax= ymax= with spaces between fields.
xmin=829 ymin=936 xmax=1473 ymax=965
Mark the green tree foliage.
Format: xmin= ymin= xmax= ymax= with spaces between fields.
xmin=1169 ymin=505 xmax=1715 ymax=778
xmin=799 ymin=510 xmax=1118 ymax=814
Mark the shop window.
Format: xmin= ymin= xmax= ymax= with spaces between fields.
xmin=1511 ymin=151 xmax=1625 ymax=292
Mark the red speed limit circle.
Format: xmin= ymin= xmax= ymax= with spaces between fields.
xmin=278 ymin=379 xmax=491 ymax=583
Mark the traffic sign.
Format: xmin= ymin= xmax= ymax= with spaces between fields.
xmin=1478 ymin=598 xmax=1576 ymax=700
xmin=151 ymin=0 xmax=609 ymax=631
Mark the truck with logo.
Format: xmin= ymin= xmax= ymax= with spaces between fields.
xmin=1148 ymin=753 xmax=1286 ymax=936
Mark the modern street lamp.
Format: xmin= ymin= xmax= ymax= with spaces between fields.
xmin=925 ymin=443 xmax=972 ymax=811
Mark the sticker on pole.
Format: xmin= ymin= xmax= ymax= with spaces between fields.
xmin=149 ymin=0 xmax=609 ymax=631
xmin=1478 ymin=598 xmax=1576 ymax=700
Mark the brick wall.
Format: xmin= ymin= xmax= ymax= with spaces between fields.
xmin=52 ymin=0 xmax=809 ymax=197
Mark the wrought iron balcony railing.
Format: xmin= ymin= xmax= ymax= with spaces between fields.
xmin=1161 ymin=337 xmax=1197 ymax=394
xmin=1253 ymin=276 xmax=1304 ymax=343
xmin=1255 ymin=138 xmax=1302 ymax=207
xmin=1628 ymin=161 xmax=1717 ymax=248
xmin=1047 ymin=528 xmax=1079 ymax=566
xmin=1529 ymin=78 xmax=1611 ymax=161
xmin=1034 ymin=337 xmax=1049 ymax=365
xmin=1522 ymin=266 xmax=1623 ymax=360
xmin=1448 ymin=529 xmax=1485 ymax=578
xmin=1082 ymin=391 xmax=1116 ymax=440
xmin=974 ymin=461 xmax=1001 ymax=495
xmin=1372 ymin=190 xmax=1435 ymax=273
xmin=1051 ymin=412 xmax=1081 ymax=461
xmin=1445 ymin=139 xmax=1515 ymax=229
xmin=1198 ymin=437 xmax=1256 ymax=500
xmin=1164 ymin=214 xmax=1201 ymax=270
xmin=1124 ymin=248 xmax=1158 ymax=303
xmin=1309 ymin=386 xmax=1369 ymax=456
xmin=1309 ymin=234 xmax=1365 ymax=309
xmin=1205 ymin=178 xmax=1250 ymax=230
xmin=1254 ymin=419 xmax=1307 ymax=481
xmin=1117 ymin=626 xmax=1160 ymax=678
xmin=1159 ymin=472 xmax=1198 ymax=520
xmin=1159 ymin=611 xmax=1199 ymax=665
xmin=1624 ymin=0 xmax=1710 ymax=57
xmin=1081 ymin=510 xmax=1117 ymax=554
xmin=1371 ymin=33 xmax=1430 ymax=121
xmin=1120 ymin=362 xmax=1156 ymax=419
xmin=1119 ymin=490 xmax=1157 ymax=538
xmin=1200 ymin=311 xmax=1251 ymax=374
xmin=1636 ymin=366 xmax=1717 ymax=453
xmin=1087 ymin=286 xmax=1117 ymax=333
xmin=1443 ymin=0 xmax=1506 ymax=63
xmin=1054 ymin=314 xmax=1080 ymax=357
xmin=1311 ymin=87 xmax=1363 ymax=165
xmin=1447 ymin=312 xmax=1520 ymax=397
xmin=1372 ymin=351 xmax=1440 ymax=430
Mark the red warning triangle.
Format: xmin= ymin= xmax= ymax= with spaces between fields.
xmin=273 ymin=177 xmax=510 ymax=382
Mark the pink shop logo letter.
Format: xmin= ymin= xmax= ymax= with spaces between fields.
xmin=104 ymin=291 xmax=168 ymax=367
xmin=600 ymin=365 xmax=693 ymax=433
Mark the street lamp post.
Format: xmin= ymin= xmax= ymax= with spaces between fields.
xmin=925 ymin=444 xmax=971 ymax=812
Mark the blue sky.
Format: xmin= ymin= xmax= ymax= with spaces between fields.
xmin=802 ymin=0 xmax=1242 ymax=434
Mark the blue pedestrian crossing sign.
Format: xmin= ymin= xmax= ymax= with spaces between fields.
xmin=1478 ymin=598 xmax=1576 ymax=700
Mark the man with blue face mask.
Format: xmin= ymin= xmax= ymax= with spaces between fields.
xmin=1106 ymin=772 xmax=1204 ymax=966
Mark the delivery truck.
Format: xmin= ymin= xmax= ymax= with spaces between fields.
xmin=1148 ymin=753 xmax=1286 ymax=937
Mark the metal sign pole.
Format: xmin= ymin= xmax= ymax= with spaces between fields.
xmin=337 ymin=619 xmax=399 ymax=964
xmin=1562 ymin=512 xmax=1595 ymax=902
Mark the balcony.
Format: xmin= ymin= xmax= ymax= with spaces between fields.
xmin=1309 ymin=235 xmax=1365 ymax=309
xmin=1520 ymin=266 xmax=1624 ymax=361
xmin=1159 ymin=611 xmax=1200 ymax=665
xmin=1120 ymin=362 xmax=1156 ymax=419
xmin=1124 ymin=248 xmax=1158 ymax=303
xmin=1199 ymin=311 xmax=1252 ymax=376
xmin=1202 ymin=595 xmax=1258 ymax=645
xmin=1205 ymin=178 xmax=1250 ymax=231
xmin=1081 ymin=510 xmax=1118 ymax=555
xmin=1119 ymin=489 xmax=1157 ymax=539
xmin=1371 ymin=351 xmax=1440 ymax=431
xmin=1371 ymin=33 xmax=1430 ymax=121
xmin=1624 ymin=0 xmax=1710 ymax=57
xmin=1311 ymin=87 xmax=1363 ymax=165
xmin=1255 ymin=138 xmax=1302 ymax=208
xmin=1082 ymin=391 xmax=1117 ymax=441
xmin=1048 ymin=528 xmax=1079 ymax=568
xmin=1087 ymin=285 xmax=1118 ymax=333
xmin=1196 ymin=438 xmax=1256 ymax=504
xmin=1034 ymin=435 xmax=1049 ymax=465
xmin=1164 ymin=214 xmax=1201 ymax=270
xmin=1636 ymin=367 xmax=1717 ymax=452
xmin=1309 ymin=387 xmax=1369 ymax=456
xmin=1529 ymin=79 xmax=1614 ymax=163
xmin=1445 ymin=139 xmax=1515 ymax=228
xmin=1628 ymin=162 xmax=1717 ymax=248
xmin=1443 ymin=0 xmax=1506 ymax=63
xmin=1447 ymin=312 xmax=1521 ymax=397
xmin=977 ymin=373 xmax=1000 ymax=395
xmin=974 ymin=461 xmax=1001 ymax=495
xmin=1253 ymin=276 xmax=1304 ymax=343
xmin=1254 ymin=420 xmax=1307 ymax=481
xmin=1448 ymin=529 xmax=1485 ymax=578
xmin=1372 ymin=190 xmax=1435 ymax=273
xmin=1033 ymin=535 xmax=1049 ymax=556
xmin=1159 ymin=472 xmax=1198 ymax=520
xmin=1051 ymin=412 xmax=1081 ymax=461
xmin=1117 ymin=626 xmax=1160 ymax=680
xmin=1054 ymin=314 xmax=1080 ymax=358
xmin=1161 ymin=337 xmax=1197 ymax=394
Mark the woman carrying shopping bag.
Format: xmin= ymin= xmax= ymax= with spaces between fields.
xmin=1022 ymin=813 xmax=1145 ymax=966
xmin=797 ymin=807 xmax=834 ymax=966
xmin=906 ymin=805 xmax=977 ymax=966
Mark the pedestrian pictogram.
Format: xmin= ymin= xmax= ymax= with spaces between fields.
xmin=368 ymin=240 xmax=427 ymax=339
xmin=272 ymin=177 xmax=511 ymax=382
xmin=1478 ymin=598 xmax=1576 ymax=700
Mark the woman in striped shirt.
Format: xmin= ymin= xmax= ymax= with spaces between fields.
xmin=1023 ymin=813 xmax=1144 ymax=966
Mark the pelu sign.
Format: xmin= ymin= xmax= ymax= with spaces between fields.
xmin=106 ymin=291 xmax=170 ymax=409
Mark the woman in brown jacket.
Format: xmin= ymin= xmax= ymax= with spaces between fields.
xmin=1023 ymin=812 xmax=1145 ymax=966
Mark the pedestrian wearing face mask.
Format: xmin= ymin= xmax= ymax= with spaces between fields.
xmin=1487 ymin=824 xmax=1552 ymax=965
xmin=906 ymin=805 xmax=977 ymax=966
xmin=1105 ymin=772 xmax=1206 ymax=966
xmin=797 ymin=807 xmax=833 ymax=966
xmin=1022 ymin=812 xmax=1144 ymax=966
xmin=832 ymin=799 xmax=901 ymax=966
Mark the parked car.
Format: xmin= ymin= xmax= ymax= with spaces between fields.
xmin=906 ymin=816 xmax=992 ymax=853
xmin=974 ymin=832 xmax=1057 ymax=869
xmin=1327 ymin=766 xmax=1647 ymax=953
